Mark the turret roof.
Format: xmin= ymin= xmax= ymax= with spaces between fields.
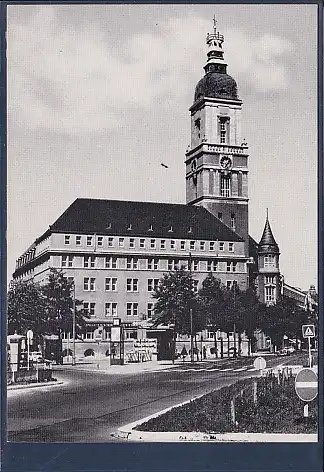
xmin=258 ymin=215 xmax=279 ymax=254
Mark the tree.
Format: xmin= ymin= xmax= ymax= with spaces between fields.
xmin=259 ymin=297 xmax=309 ymax=352
xmin=152 ymin=267 xmax=200 ymax=335
xmin=41 ymin=269 xmax=89 ymax=337
xmin=7 ymin=279 xmax=47 ymax=336
xmin=198 ymin=274 xmax=228 ymax=358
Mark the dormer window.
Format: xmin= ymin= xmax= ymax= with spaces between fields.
xmin=168 ymin=225 xmax=174 ymax=232
xmin=106 ymin=223 xmax=112 ymax=229
xmin=188 ymin=226 xmax=192 ymax=233
xmin=127 ymin=224 xmax=132 ymax=231
xmin=148 ymin=225 xmax=153 ymax=232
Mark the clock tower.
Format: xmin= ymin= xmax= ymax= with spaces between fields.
xmin=186 ymin=19 xmax=249 ymax=255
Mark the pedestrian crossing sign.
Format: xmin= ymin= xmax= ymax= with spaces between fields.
xmin=302 ymin=324 xmax=315 ymax=338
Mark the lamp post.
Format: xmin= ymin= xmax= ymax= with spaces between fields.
xmin=188 ymin=252 xmax=194 ymax=364
xmin=72 ymin=281 xmax=76 ymax=366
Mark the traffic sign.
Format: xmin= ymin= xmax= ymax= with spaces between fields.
xmin=253 ymin=356 xmax=266 ymax=370
xmin=295 ymin=368 xmax=318 ymax=402
xmin=302 ymin=324 xmax=315 ymax=338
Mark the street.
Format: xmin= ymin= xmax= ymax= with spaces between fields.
xmin=7 ymin=353 xmax=308 ymax=442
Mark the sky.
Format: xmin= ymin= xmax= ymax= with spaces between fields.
xmin=7 ymin=4 xmax=318 ymax=290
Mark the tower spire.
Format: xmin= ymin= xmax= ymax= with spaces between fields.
xmin=204 ymin=17 xmax=227 ymax=75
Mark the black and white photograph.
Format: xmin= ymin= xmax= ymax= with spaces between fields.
xmin=6 ymin=3 xmax=319 ymax=445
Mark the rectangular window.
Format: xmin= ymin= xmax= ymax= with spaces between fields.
xmin=200 ymin=241 xmax=205 ymax=251
xmin=180 ymin=241 xmax=186 ymax=250
xmin=127 ymin=257 xmax=138 ymax=270
xmin=64 ymin=235 xmax=70 ymax=245
xmin=105 ymin=302 xmax=118 ymax=317
xmin=209 ymin=241 xmax=215 ymax=251
xmin=229 ymin=243 xmax=234 ymax=252
xmin=105 ymin=277 xmax=117 ymax=291
xmin=119 ymin=237 xmax=124 ymax=248
xmin=127 ymin=302 xmax=138 ymax=316
xmin=126 ymin=278 xmax=138 ymax=292
xmin=190 ymin=241 xmax=196 ymax=251
xmin=192 ymin=260 xmax=198 ymax=271
xmin=160 ymin=240 xmax=166 ymax=249
xmin=219 ymin=117 xmax=229 ymax=144
xmin=139 ymin=238 xmax=145 ymax=248
xmin=237 ymin=173 xmax=243 ymax=196
xmin=221 ymin=175 xmax=231 ymax=197
xmin=264 ymin=255 xmax=275 ymax=267
xmin=230 ymin=214 xmax=236 ymax=231
xmin=87 ymin=236 xmax=93 ymax=246
xmin=226 ymin=281 xmax=233 ymax=290
xmin=129 ymin=238 xmax=135 ymax=248
xmin=219 ymin=242 xmax=224 ymax=251
xmin=84 ymin=256 xmax=95 ymax=268
xmin=232 ymin=262 xmax=237 ymax=273
xmin=148 ymin=279 xmax=159 ymax=292
xmin=84 ymin=277 xmax=96 ymax=291
xmin=105 ymin=256 xmax=118 ymax=269
xmin=226 ymin=262 xmax=231 ymax=272
xmin=97 ymin=236 xmax=103 ymax=247
xmin=193 ymin=280 xmax=199 ymax=293
xmin=108 ymin=237 xmax=114 ymax=247
xmin=168 ymin=259 xmax=179 ymax=271
xmin=207 ymin=260 xmax=217 ymax=272
xmin=83 ymin=301 xmax=95 ymax=317
xmin=150 ymin=239 xmax=156 ymax=249
xmin=170 ymin=240 xmax=176 ymax=249
xmin=148 ymin=258 xmax=158 ymax=270
xmin=265 ymin=276 xmax=275 ymax=284
xmin=265 ymin=286 xmax=275 ymax=302
xmin=147 ymin=303 xmax=154 ymax=319
xmin=226 ymin=262 xmax=237 ymax=272
xmin=76 ymin=235 xmax=82 ymax=246
xmin=62 ymin=255 xmax=73 ymax=268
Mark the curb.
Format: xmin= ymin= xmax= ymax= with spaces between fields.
xmin=7 ymin=380 xmax=64 ymax=391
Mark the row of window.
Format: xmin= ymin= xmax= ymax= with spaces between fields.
xmin=64 ymin=234 xmax=235 ymax=252
xmin=62 ymin=256 xmax=239 ymax=272
xmin=83 ymin=301 xmax=154 ymax=318
xmin=84 ymin=277 xmax=198 ymax=293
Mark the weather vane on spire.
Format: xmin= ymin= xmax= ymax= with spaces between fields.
xmin=213 ymin=14 xmax=217 ymax=34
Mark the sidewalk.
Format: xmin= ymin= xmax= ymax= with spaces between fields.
xmin=55 ymin=359 xmax=189 ymax=375
xmin=7 ymin=380 xmax=64 ymax=391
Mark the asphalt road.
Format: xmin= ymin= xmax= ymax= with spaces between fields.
xmin=7 ymin=353 xmax=308 ymax=443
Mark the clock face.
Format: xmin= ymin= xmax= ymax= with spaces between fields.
xmin=220 ymin=156 xmax=232 ymax=169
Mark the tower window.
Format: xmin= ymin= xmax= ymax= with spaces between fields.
xmin=218 ymin=212 xmax=223 ymax=220
xmin=230 ymin=214 xmax=236 ymax=231
xmin=264 ymin=255 xmax=275 ymax=267
xmin=221 ymin=175 xmax=231 ymax=197
xmin=195 ymin=118 xmax=201 ymax=139
xmin=219 ymin=117 xmax=229 ymax=144
xmin=265 ymin=286 xmax=275 ymax=302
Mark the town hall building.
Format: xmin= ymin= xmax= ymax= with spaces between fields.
xmin=12 ymin=20 xmax=305 ymax=359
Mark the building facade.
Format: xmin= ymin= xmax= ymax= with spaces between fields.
xmin=13 ymin=20 xmax=302 ymax=359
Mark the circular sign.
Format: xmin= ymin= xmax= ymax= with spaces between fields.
xmin=253 ymin=356 xmax=266 ymax=370
xmin=26 ymin=330 xmax=33 ymax=340
xmin=295 ymin=368 xmax=318 ymax=402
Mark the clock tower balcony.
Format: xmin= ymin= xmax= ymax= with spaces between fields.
xmin=185 ymin=142 xmax=248 ymax=162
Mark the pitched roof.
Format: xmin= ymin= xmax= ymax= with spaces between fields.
xmin=258 ymin=217 xmax=279 ymax=254
xmin=45 ymin=198 xmax=243 ymax=242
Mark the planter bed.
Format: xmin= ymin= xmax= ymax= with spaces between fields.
xmin=135 ymin=375 xmax=317 ymax=434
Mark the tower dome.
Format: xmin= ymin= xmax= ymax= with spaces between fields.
xmin=194 ymin=17 xmax=239 ymax=102
xmin=194 ymin=72 xmax=238 ymax=101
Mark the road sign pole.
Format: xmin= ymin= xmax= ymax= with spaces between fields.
xmin=308 ymin=337 xmax=312 ymax=368
xmin=27 ymin=338 xmax=30 ymax=371
xmin=304 ymin=403 xmax=309 ymax=418
xmin=97 ymin=341 xmax=100 ymax=369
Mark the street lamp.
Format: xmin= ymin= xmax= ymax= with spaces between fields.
xmin=72 ymin=281 xmax=76 ymax=366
